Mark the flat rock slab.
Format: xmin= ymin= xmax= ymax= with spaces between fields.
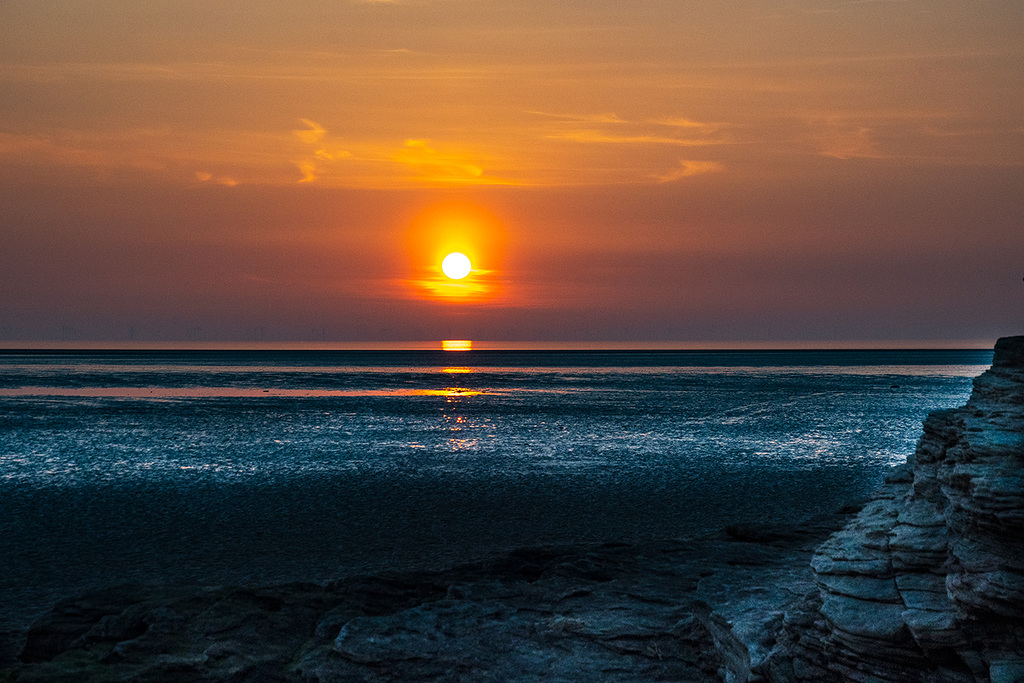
xmin=0 ymin=513 xmax=850 ymax=682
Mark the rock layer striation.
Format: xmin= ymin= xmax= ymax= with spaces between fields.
xmin=757 ymin=335 xmax=1024 ymax=682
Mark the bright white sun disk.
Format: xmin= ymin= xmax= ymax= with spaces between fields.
xmin=441 ymin=252 xmax=472 ymax=279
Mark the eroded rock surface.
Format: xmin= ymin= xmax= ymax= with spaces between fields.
xmin=756 ymin=336 xmax=1024 ymax=683
xmin=0 ymin=520 xmax=848 ymax=682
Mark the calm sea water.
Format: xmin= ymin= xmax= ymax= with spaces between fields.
xmin=0 ymin=349 xmax=992 ymax=630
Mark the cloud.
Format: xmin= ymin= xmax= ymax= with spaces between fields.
xmin=194 ymin=171 xmax=239 ymax=186
xmin=546 ymin=130 xmax=721 ymax=146
xmin=285 ymin=120 xmax=514 ymax=187
xmin=314 ymin=149 xmax=350 ymax=161
xmin=297 ymin=162 xmax=317 ymax=183
xmin=525 ymin=110 xmax=627 ymax=124
xmin=817 ymin=125 xmax=886 ymax=160
xmin=534 ymin=112 xmax=729 ymax=156
xmin=393 ymin=139 xmax=485 ymax=181
xmin=656 ymin=159 xmax=725 ymax=182
xmin=656 ymin=118 xmax=727 ymax=135
xmin=291 ymin=118 xmax=353 ymax=183
xmin=293 ymin=119 xmax=326 ymax=145
xmin=0 ymin=131 xmax=169 ymax=173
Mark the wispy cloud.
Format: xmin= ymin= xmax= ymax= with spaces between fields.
xmin=656 ymin=159 xmax=724 ymax=182
xmin=0 ymin=132 xmax=108 ymax=169
xmin=656 ymin=118 xmax=727 ymax=135
xmin=291 ymin=118 xmax=353 ymax=183
xmin=293 ymin=119 xmax=326 ymax=145
xmin=524 ymin=110 xmax=627 ymax=125
xmin=393 ymin=139 xmax=484 ymax=181
xmin=0 ymin=130 xmax=170 ymax=173
xmin=194 ymin=171 xmax=239 ymax=186
xmin=296 ymin=162 xmax=317 ymax=183
xmin=546 ymin=130 xmax=722 ymax=147
xmin=819 ymin=126 xmax=886 ymax=160
xmin=286 ymin=120 xmax=517 ymax=186
xmin=533 ymin=111 xmax=730 ymax=154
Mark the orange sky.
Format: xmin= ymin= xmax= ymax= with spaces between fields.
xmin=1 ymin=1 xmax=1022 ymax=344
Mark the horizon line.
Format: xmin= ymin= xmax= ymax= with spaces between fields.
xmin=0 ymin=339 xmax=999 ymax=352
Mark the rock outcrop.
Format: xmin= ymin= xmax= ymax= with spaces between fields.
xmin=0 ymin=520 xmax=850 ymax=682
xmin=757 ymin=336 xmax=1024 ymax=683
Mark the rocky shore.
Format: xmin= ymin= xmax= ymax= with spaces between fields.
xmin=0 ymin=512 xmax=852 ymax=682
xmin=2 ymin=336 xmax=1020 ymax=682
xmin=755 ymin=335 xmax=1024 ymax=683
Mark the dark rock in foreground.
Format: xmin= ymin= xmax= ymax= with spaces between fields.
xmin=0 ymin=518 xmax=849 ymax=682
xmin=756 ymin=336 xmax=1024 ymax=683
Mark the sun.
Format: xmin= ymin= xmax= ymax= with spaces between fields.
xmin=441 ymin=252 xmax=472 ymax=280
xmin=403 ymin=201 xmax=507 ymax=301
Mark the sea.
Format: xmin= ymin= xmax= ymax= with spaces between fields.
xmin=0 ymin=347 xmax=993 ymax=631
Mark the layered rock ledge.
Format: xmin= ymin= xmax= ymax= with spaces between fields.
xmin=756 ymin=336 xmax=1024 ymax=683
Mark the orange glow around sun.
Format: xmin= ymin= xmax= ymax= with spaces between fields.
xmin=404 ymin=201 xmax=506 ymax=302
